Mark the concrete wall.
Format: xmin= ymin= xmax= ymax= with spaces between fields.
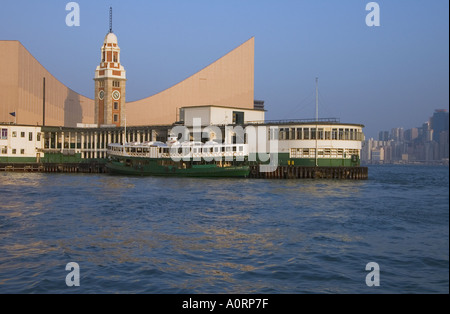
xmin=0 ymin=41 xmax=95 ymax=127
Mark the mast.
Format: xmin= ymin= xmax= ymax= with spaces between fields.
xmin=315 ymin=77 xmax=319 ymax=166
xmin=315 ymin=77 xmax=319 ymax=121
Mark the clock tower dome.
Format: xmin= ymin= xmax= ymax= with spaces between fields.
xmin=94 ymin=8 xmax=126 ymax=127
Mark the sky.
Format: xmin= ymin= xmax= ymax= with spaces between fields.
xmin=0 ymin=0 xmax=448 ymax=138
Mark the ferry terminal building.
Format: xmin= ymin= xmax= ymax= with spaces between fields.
xmin=0 ymin=27 xmax=365 ymax=169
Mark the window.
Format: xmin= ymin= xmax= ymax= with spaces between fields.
xmin=232 ymin=111 xmax=244 ymax=125
xmin=332 ymin=129 xmax=338 ymax=140
xmin=113 ymin=81 xmax=120 ymax=88
xmin=325 ymin=130 xmax=331 ymax=140
xmin=29 ymin=132 xmax=33 ymax=141
xmin=114 ymin=102 xmax=119 ymax=110
xmin=290 ymin=128 xmax=296 ymax=140
xmin=37 ymin=133 xmax=41 ymax=142
xmin=1 ymin=146 xmax=6 ymax=154
xmin=113 ymin=114 xmax=118 ymax=122
xmin=297 ymin=128 xmax=302 ymax=140
xmin=21 ymin=132 xmax=25 ymax=138
xmin=1 ymin=129 xmax=7 ymax=140
xmin=318 ymin=128 xmax=324 ymax=140
xmin=113 ymin=52 xmax=118 ymax=62
xmin=21 ymin=149 xmax=25 ymax=155
xmin=304 ymin=128 xmax=310 ymax=140
xmin=12 ymin=131 xmax=17 ymax=138
xmin=311 ymin=128 xmax=317 ymax=140
xmin=339 ymin=129 xmax=344 ymax=140
xmin=12 ymin=149 xmax=16 ymax=155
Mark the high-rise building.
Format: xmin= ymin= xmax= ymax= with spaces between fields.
xmin=431 ymin=109 xmax=449 ymax=143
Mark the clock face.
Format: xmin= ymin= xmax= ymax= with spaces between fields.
xmin=98 ymin=90 xmax=105 ymax=100
xmin=112 ymin=90 xmax=121 ymax=101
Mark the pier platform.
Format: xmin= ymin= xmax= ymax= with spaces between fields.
xmin=249 ymin=165 xmax=368 ymax=180
xmin=0 ymin=162 xmax=107 ymax=174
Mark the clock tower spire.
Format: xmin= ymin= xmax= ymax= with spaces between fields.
xmin=94 ymin=7 xmax=126 ymax=127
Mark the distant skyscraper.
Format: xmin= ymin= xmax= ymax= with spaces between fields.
xmin=378 ymin=131 xmax=389 ymax=141
xmin=431 ymin=109 xmax=449 ymax=143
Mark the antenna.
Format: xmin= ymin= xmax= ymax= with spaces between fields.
xmin=315 ymin=77 xmax=319 ymax=121
xmin=109 ymin=7 xmax=113 ymax=33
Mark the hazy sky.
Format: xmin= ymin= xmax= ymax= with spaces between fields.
xmin=0 ymin=0 xmax=448 ymax=138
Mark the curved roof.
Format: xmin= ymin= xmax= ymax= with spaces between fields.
xmin=126 ymin=37 xmax=255 ymax=126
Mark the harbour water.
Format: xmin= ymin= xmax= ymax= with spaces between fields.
xmin=0 ymin=165 xmax=448 ymax=294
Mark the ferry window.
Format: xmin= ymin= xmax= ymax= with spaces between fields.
xmin=29 ymin=132 xmax=33 ymax=141
xmin=311 ymin=128 xmax=317 ymax=140
xmin=345 ymin=129 xmax=349 ymax=140
xmin=214 ymin=147 xmax=219 ymax=153
xmin=339 ymin=129 xmax=344 ymax=140
xmin=297 ymin=128 xmax=302 ymax=140
xmin=325 ymin=130 xmax=331 ymax=140
xmin=304 ymin=128 xmax=310 ymax=140
xmin=318 ymin=128 xmax=324 ymax=140
xmin=1 ymin=129 xmax=8 ymax=139
xmin=285 ymin=128 xmax=290 ymax=140
xmin=239 ymin=146 xmax=243 ymax=152
xmin=303 ymin=148 xmax=309 ymax=156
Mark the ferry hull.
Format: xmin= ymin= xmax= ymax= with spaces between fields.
xmin=106 ymin=161 xmax=250 ymax=178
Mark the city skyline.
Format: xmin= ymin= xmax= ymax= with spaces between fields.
xmin=362 ymin=109 xmax=449 ymax=164
xmin=0 ymin=0 xmax=448 ymax=138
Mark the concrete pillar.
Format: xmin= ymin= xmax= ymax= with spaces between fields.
xmin=94 ymin=132 xmax=98 ymax=159
xmin=81 ymin=132 xmax=85 ymax=159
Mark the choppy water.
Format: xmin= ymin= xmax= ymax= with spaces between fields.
xmin=0 ymin=165 xmax=448 ymax=294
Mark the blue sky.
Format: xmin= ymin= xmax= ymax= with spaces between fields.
xmin=0 ymin=0 xmax=448 ymax=137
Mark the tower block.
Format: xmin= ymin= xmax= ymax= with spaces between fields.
xmin=94 ymin=13 xmax=126 ymax=127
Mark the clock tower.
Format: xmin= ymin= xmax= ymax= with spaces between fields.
xmin=94 ymin=9 xmax=126 ymax=127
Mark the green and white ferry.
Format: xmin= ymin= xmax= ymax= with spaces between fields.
xmin=106 ymin=138 xmax=250 ymax=177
